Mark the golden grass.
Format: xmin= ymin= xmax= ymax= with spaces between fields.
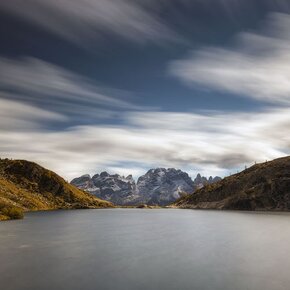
xmin=0 ymin=158 xmax=113 ymax=220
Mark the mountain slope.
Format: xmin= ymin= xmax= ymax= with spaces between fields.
xmin=0 ymin=159 xmax=113 ymax=220
xmin=175 ymin=156 xmax=290 ymax=211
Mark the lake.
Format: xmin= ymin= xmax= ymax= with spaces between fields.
xmin=1 ymin=209 xmax=290 ymax=290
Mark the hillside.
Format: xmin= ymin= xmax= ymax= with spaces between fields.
xmin=174 ymin=156 xmax=290 ymax=211
xmin=0 ymin=159 xmax=113 ymax=220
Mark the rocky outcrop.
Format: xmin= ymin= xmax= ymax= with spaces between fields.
xmin=174 ymin=156 xmax=290 ymax=211
xmin=194 ymin=173 xmax=222 ymax=189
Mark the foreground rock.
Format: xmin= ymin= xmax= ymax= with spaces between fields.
xmin=175 ymin=156 xmax=290 ymax=211
xmin=0 ymin=159 xmax=113 ymax=220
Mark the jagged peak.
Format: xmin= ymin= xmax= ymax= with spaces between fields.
xmin=100 ymin=171 xmax=109 ymax=177
xmin=81 ymin=174 xmax=91 ymax=178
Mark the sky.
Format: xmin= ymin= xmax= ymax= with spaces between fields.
xmin=1 ymin=0 xmax=290 ymax=180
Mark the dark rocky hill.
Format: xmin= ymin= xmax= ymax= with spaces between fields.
xmin=175 ymin=156 xmax=290 ymax=211
xmin=0 ymin=159 xmax=113 ymax=220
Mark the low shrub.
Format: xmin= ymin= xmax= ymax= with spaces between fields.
xmin=1 ymin=206 xmax=24 ymax=220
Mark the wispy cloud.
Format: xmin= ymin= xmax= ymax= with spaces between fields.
xmin=2 ymin=0 xmax=290 ymax=47
xmin=0 ymin=57 xmax=140 ymax=124
xmin=1 ymin=108 xmax=290 ymax=179
xmin=170 ymin=13 xmax=290 ymax=104
xmin=0 ymin=98 xmax=66 ymax=131
xmin=0 ymin=0 xmax=177 ymax=45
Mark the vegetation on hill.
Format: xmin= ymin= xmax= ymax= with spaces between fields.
xmin=0 ymin=159 xmax=113 ymax=220
xmin=174 ymin=156 xmax=290 ymax=211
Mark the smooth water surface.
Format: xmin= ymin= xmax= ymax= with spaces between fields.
xmin=1 ymin=209 xmax=290 ymax=290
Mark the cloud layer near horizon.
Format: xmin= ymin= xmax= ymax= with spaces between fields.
xmin=1 ymin=104 xmax=290 ymax=179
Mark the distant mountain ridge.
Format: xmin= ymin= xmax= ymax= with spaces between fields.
xmin=71 ymin=168 xmax=221 ymax=206
xmin=0 ymin=159 xmax=113 ymax=220
xmin=71 ymin=171 xmax=137 ymax=205
xmin=193 ymin=173 xmax=222 ymax=189
xmin=174 ymin=156 xmax=290 ymax=211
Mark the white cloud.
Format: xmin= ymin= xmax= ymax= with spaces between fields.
xmin=0 ymin=98 xmax=66 ymax=131
xmin=0 ymin=57 xmax=140 ymax=122
xmin=170 ymin=13 xmax=290 ymax=104
xmin=1 ymin=108 xmax=290 ymax=180
xmin=0 ymin=0 xmax=177 ymax=45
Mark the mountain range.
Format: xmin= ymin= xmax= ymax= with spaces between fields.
xmin=71 ymin=168 xmax=221 ymax=206
xmin=3 ymin=156 xmax=290 ymax=220
xmin=0 ymin=159 xmax=113 ymax=220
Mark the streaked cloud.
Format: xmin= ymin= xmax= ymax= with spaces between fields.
xmin=1 ymin=107 xmax=290 ymax=179
xmin=2 ymin=0 xmax=290 ymax=47
xmin=0 ymin=98 xmax=66 ymax=131
xmin=170 ymin=13 xmax=290 ymax=104
xmin=0 ymin=57 xmax=140 ymax=123
xmin=0 ymin=0 xmax=177 ymax=45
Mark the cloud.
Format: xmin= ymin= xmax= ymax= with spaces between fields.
xmin=0 ymin=0 xmax=177 ymax=45
xmin=2 ymin=0 xmax=290 ymax=47
xmin=3 ymin=8 xmax=290 ymax=180
xmin=0 ymin=98 xmax=66 ymax=131
xmin=1 ymin=108 xmax=290 ymax=180
xmin=0 ymin=57 xmax=140 ymax=124
xmin=170 ymin=13 xmax=290 ymax=104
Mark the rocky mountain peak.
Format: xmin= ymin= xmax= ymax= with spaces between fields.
xmin=100 ymin=171 xmax=109 ymax=177
xmin=135 ymin=167 xmax=195 ymax=205
xmin=71 ymin=168 xmax=221 ymax=206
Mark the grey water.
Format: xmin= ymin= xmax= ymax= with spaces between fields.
xmin=1 ymin=209 xmax=290 ymax=290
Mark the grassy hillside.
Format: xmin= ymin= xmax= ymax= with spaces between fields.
xmin=174 ymin=156 xmax=290 ymax=211
xmin=0 ymin=159 xmax=113 ymax=220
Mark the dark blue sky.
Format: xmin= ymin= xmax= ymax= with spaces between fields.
xmin=1 ymin=0 xmax=290 ymax=179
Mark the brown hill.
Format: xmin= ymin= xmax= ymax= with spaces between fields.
xmin=0 ymin=159 xmax=113 ymax=220
xmin=174 ymin=156 xmax=290 ymax=211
